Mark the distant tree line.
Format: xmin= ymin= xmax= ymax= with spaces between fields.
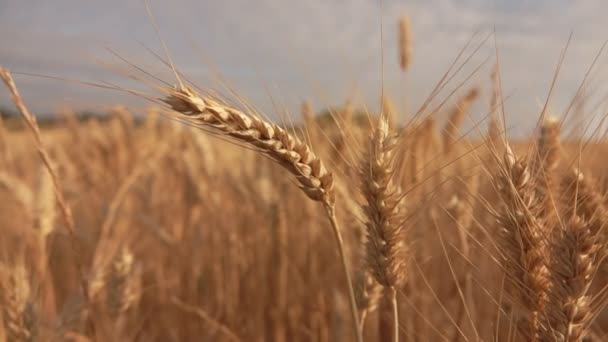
xmin=0 ymin=105 xmax=120 ymax=129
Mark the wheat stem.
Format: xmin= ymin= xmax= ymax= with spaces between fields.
xmin=389 ymin=286 xmax=399 ymax=342
xmin=325 ymin=204 xmax=364 ymax=342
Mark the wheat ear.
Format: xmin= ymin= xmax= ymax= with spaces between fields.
xmin=360 ymin=114 xmax=407 ymax=342
xmin=162 ymin=84 xmax=363 ymax=342
xmin=0 ymin=263 xmax=33 ymax=342
xmin=398 ymin=15 xmax=412 ymax=122
xmin=547 ymin=168 xmax=607 ymax=340
xmin=535 ymin=117 xmax=561 ymax=223
xmin=398 ymin=16 xmax=412 ymax=72
xmin=355 ymin=271 xmax=382 ymax=334
xmin=443 ymin=87 xmax=480 ymax=154
xmin=382 ymin=95 xmax=397 ymax=129
xmin=562 ymin=169 xmax=608 ymax=243
xmin=494 ymin=145 xmax=551 ymax=341
xmin=547 ymin=213 xmax=601 ymax=341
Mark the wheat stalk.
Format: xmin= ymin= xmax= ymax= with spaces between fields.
xmin=0 ymin=68 xmax=93 ymax=333
xmin=161 ymin=84 xmax=363 ymax=342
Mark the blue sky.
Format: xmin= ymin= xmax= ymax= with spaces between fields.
xmin=1 ymin=0 xmax=607 ymax=134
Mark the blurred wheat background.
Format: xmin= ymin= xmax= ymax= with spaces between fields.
xmin=1 ymin=2 xmax=608 ymax=342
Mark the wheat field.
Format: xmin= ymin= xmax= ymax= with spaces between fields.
xmin=0 ymin=15 xmax=607 ymax=342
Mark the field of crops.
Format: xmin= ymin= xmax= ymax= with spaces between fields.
xmin=0 ymin=15 xmax=607 ymax=342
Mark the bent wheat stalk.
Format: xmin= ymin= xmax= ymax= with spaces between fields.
xmin=0 ymin=67 xmax=94 ymax=332
xmin=160 ymin=85 xmax=363 ymax=342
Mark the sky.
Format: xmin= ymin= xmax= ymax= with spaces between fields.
xmin=1 ymin=0 xmax=608 ymax=135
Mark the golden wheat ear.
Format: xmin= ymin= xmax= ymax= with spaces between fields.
xmin=0 ymin=263 xmax=34 ymax=342
xmin=494 ymin=145 xmax=552 ymax=340
xmin=546 ymin=168 xmax=608 ymax=340
xmin=361 ymin=115 xmax=407 ymax=289
xmin=158 ymin=83 xmax=363 ymax=341
xmin=547 ymin=213 xmax=602 ymax=341
xmin=442 ymin=87 xmax=480 ymax=154
xmin=398 ymin=15 xmax=412 ymax=72
xmin=360 ymin=114 xmax=408 ymax=340
xmin=163 ymin=86 xmax=335 ymax=204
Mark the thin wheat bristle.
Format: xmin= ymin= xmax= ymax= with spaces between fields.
xmin=488 ymin=65 xmax=502 ymax=148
